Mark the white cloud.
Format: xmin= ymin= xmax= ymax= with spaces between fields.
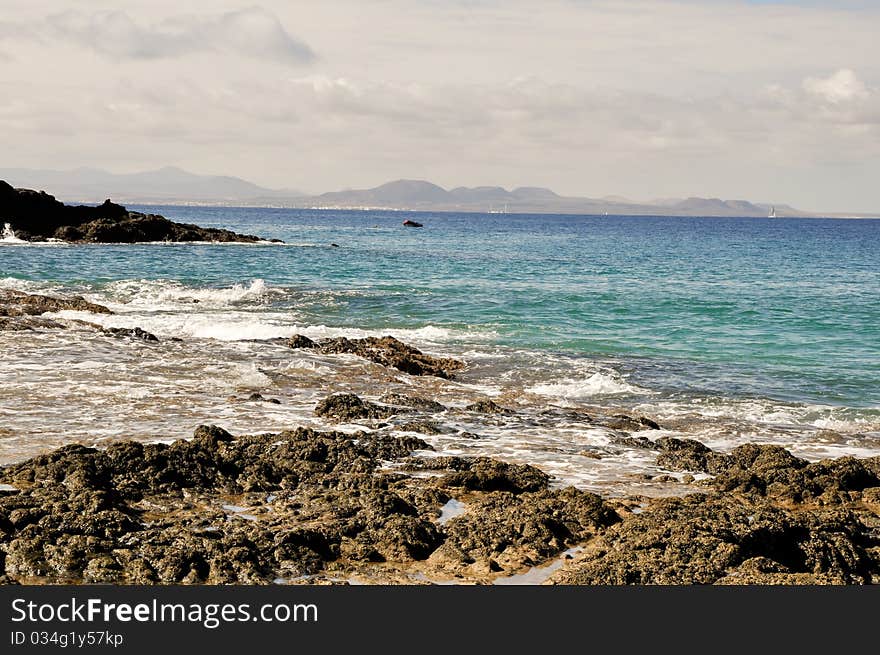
xmin=43 ymin=7 xmax=314 ymax=63
xmin=1 ymin=0 xmax=879 ymax=211
xmin=803 ymin=69 xmax=869 ymax=104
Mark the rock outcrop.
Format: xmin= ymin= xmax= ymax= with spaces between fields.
xmin=549 ymin=440 xmax=880 ymax=585
xmin=0 ymin=289 xmax=112 ymax=317
xmin=288 ymin=334 xmax=466 ymax=379
xmin=0 ymin=426 xmax=618 ymax=584
xmin=0 ymin=181 xmax=274 ymax=243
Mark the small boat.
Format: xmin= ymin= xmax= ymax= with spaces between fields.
xmin=768 ymin=206 xmax=777 ymax=218
xmin=402 ymin=219 xmax=423 ymax=227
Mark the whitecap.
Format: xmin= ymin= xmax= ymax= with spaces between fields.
xmin=527 ymin=371 xmax=649 ymax=398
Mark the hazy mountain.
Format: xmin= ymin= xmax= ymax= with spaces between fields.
xmin=0 ymin=168 xmax=820 ymax=215
xmin=317 ymin=180 xmax=451 ymax=206
xmin=302 ymin=179 xmax=812 ymax=216
xmin=0 ymin=166 xmax=301 ymax=204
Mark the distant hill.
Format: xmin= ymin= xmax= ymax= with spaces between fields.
xmin=300 ymin=179 xmax=812 ymax=217
xmin=0 ymin=168 xmax=831 ymax=215
xmin=318 ymin=180 xmax=451 ymax=206
xmin=0 ymin=166 xmax=301 ymax=204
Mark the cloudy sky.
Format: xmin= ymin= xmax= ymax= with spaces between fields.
xmin=1 ymin=0 xmax=879 ymax=211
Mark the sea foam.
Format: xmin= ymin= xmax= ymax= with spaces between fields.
xmin=527 ymin=371 xmax=649 ymax=398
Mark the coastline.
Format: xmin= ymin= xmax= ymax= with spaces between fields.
xmin=0 ymin=289 xmax=878 ymax=585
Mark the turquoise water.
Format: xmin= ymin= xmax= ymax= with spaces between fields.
xmin=3 ymin=207 xmax=878 ymax=408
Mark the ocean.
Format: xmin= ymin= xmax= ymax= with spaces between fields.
xmin=2 ymin=207 xmax=878 ymax=495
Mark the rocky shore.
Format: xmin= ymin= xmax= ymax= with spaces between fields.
xmin=0 ymin=289 xmax=878 ymax=585
xmin=0 ymin=181 xmax=275 ymax=243
xmin=0 ymin=420 xmax=876 ymax=585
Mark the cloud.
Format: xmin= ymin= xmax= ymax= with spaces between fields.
xmin=803 ymin=69 xmax=869 ymax=104
xmin=44 ymin=7 xmax=314 ymax=63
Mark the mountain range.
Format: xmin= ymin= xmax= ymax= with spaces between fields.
xmin=309 ymin=179 xmax=805 ymax=217
xmin=0 ymin=167 xmax=819 ymax=216
xmin=0 ymin=166 xmax=301 ymax=205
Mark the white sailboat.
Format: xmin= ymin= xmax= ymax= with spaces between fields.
xmin=768 ymin=206 xmax=777 ymax=218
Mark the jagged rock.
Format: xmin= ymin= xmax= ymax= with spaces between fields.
xmin=246 ymin=393 xmax=281 ymax=404
xmin=289 ymin=335 xmax=465 ymax=379
xmin=0 ymin=181 xmax=271 ymax=243
xmin=314 ymin=393 xmax=398 ymax=421
xmin=0 ymin=316 xmax=67 ymax=331
xmin=550 ymin=494 xmax=877 ymax=585
xmin=465 ymin=399 xmax=512 ymax=414
xmin=2 ymin=422 xmax=876 ymax=585
xmin=604 ymin=414 xmax=661 ymax=431
xmin=609 ymin=434 xmax=657 ymax=450
xmin=404 ymin=456 xmax=550 ymax=493
xmin=431 ymin=487 xmax=618 ymax=573
xmin=655 ymin=436 xmax=724 ymax=473
xmin=397 ymin=421 xmax=445 ymax=435
xmin=287 ymin=334 xmax=317 ymax=349
xmin=102 ymin=326 xmax=159 ymax=342
xmin=0 ymin=289 xmax=112 ymax=316
xmin=379 ymin=393 xmax=447 ymax=413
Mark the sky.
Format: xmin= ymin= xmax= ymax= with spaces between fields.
xmin=1 ymin=0 xmax=879 ymax=212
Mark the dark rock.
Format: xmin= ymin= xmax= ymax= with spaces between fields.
xmin=0 ymin=316 xmax=67 ymax=331
xmin=102 ymin=326 xmax=159 ymax=342
xmin=609 ymin=434 xmax=657 ymax=450
xmin=712 ymin=446 xmax=880 ymax=502
xmin=287 ymin=334 xmax=317 ymax=349
xmin=433 ymin=487 xmax=618 ymax=572
xmin=314 ymin=393 xmax=397 ymax=422
xmin=246 ymin=393 xmax=280 ymax=404
xmin=605 ymin=414 xmax=661 ymax=431
xmin=465 ymin=399 xmax=512 ymax=415
xmin=301 ymin=336 xmax=465 ymax=379
xmin=0 ymin=289 xmax=112 ymax=316
xmin=2 ymin=428 xmax=877 ymax=585
xmin=550 ymin=494 xmax=877 ymax=585
xmin=379 ymin=393 xmax=447 ymax=413
xmin=655 ymin=437 xmax=720 ymax=473
xmin=405 ymin=456 xmax=550 ymax=493
xmin=398 ymin=421 xmax=444 ymax=435
xmin=0 ymin=181 xmax=272 ymax=243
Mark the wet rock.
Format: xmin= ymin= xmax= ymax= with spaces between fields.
xmin=604 ymin=414 xmax=661 ymax=431
xmin=0 ymin=316 xmax=67 ymax=331
xmin=0 ymin=289 xmax=112 ymax=316
xmin=293 ymin=336 xmax=465 ymax=379
xmin=405 ymin=456 xmax=550 ymax=493
xmin=379 ymin=393 xmax=447 ymax=413
xmin=102 ymin=326 xmax=159 ymax=342
xmin=397 ymin=421 xmax=445 ymax=435
xmin=287 ymin=334 xmax=317 ymax=349
xmin=314 ymin=393 xmax=398 ymax=422
xmin=464 ymin=399 xmax=513 ymax=415
xmin=655 ymin=437 xmax=726 ymax=473
xmin=247 ymin=393 xmax=281 ymax=404
xmin=712 ymin=446 xmax=880 ymax=502
xmin=550 ymin=494 xmax=877 ymax=585
xmin=432 ymin=487 xmax=618 ymax=573
xmin=609 ymin=434 xmax=657 ymax=450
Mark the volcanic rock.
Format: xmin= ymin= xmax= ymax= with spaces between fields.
xmin=0 ymin=181 xmax=271 ymax=243
xmin=287 ymin=334 xmax=465 ymax=379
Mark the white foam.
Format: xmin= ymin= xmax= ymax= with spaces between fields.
xmin=102 ymin=278 xmax=281 ymax=310
xmin=528 ymin=371 xmax=649 ymax=398
xmin=229 ymin=364 xmax=273 ymax=390
xmin=1 ymin=224 xmax=26 ymax=243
